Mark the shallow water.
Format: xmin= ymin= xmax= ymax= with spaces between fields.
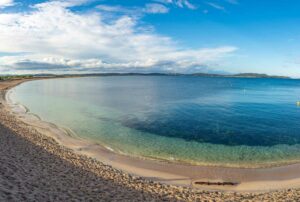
xmin=9 ymin=76 xmax=300 ymax=167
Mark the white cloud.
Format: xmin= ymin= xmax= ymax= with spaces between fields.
xmin=155 ymin=0 xmax=238 ymax=11
xmin=0 ymin=0 xmax=14 ymax=8
xmin=144 ymin=3 xmax=169 ymax=14
xmin=176 ymin=0 xmax=197 ymax=9
xmin=0 ymin=1 xmax=237 ymax=73
xmin=206 ymin=2 xmax=226 ymax=11
xmin=96 ymin=5 xmax=129 ymax=13
xmin=97 ymin=3 xmax=169 ymax=15
xmin=154 ymin=0 xmax=197 ymax=10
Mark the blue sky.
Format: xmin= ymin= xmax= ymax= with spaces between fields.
xmin=0 ymin=0 xmax=300 ymax=77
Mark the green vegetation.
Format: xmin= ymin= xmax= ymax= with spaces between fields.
xmin=0 ymin=75 xmax=33 ymax=81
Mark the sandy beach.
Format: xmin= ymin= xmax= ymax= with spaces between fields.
xmin=2 ymin=78 xmax=300 ymax=201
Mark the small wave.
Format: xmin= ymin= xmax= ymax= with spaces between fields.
xmin=105 ymin=146 xmax=115 ymax=152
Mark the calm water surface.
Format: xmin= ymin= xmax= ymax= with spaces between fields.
xmin=9 ymin=76 xmax=300 ymax=167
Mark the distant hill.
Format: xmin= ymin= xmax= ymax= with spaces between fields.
xmin=0 ymin=72 xmax=291 ymax=80
xmin=230 ymin=73 xmax=289 ymax=79
xmin=192 ymin=73 xmax=290 ymax=79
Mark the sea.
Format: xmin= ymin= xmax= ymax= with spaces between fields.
xmin=9 ymin=76 xmax=300 ymax=167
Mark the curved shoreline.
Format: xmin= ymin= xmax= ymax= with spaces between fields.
xmin=4 ymin=78 xmax=300 ymax=193
xmin=10 ymin=85 xmax=300 ymax=170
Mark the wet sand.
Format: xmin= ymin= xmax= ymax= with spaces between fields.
xmin=2 ymin=78 xmax=300 ymax=201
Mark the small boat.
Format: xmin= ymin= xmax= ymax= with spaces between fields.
xmin=297 ymin=101 xmax=300 ymax=106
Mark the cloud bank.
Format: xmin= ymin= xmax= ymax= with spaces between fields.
xmin=0 ymin=0 xmax=14 ymax=8
xmin=0 ymin=0 xmax=237 ymax=74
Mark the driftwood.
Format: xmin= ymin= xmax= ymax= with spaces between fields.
xmin=194 ymin=181 xmax=239 ymax=186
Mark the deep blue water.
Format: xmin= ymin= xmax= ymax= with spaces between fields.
xmin=9 ymin=76 xmax=300 ymax=166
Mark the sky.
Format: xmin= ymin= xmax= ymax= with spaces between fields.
xmin=0 ymin=0 xmax=300 ymax=77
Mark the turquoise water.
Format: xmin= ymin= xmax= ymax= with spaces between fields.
xmin=9 ymin=76 xmax=300 ymax=167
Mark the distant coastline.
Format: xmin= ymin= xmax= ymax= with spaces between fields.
xmin=0 ymin=72 xmax=291 ymax=80
xmin=192 ymin=73 xmax=290 ymax=79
